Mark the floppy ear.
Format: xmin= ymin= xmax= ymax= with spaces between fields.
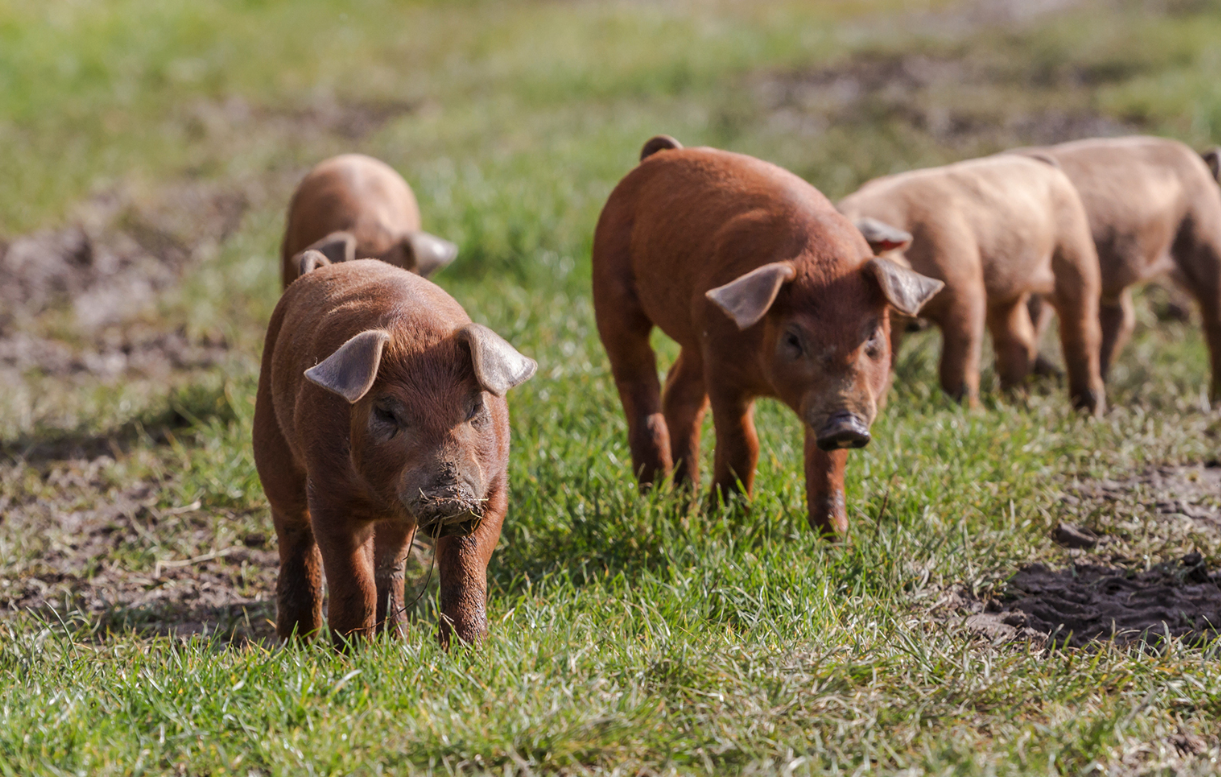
xmin=305 ymin=231 xmax=357 ymax=265
xmin=855 ymin=217 xmax=912 ymax=254
xmin=295 ymin=249 xmax=332 ymax=277
xmin=405 ymin=231 xmax=459 ymax=278
xmin=457 ymin=323 xmax=537 ymax=396
xmin=705 ymin=262 xmax=796 ymax=330
xmin=304 ymin=330 xmax=391 ymax=403
xmin=1202 ymin=147 xmax=1221 ymax=183
xmin=863 ymin=257 xmax=944 ymax=317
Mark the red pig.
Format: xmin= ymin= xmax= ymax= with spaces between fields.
xmin=591 ymin=137 xmax=943 ymax=537
xmin=253 ymin=256 xmax=536 ymax=646
xmin=280 ymin=153 xmax=458 ymax=288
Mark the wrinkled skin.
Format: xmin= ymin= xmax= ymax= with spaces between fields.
xmin=253 ymin=260 xmax=534 ymax=648
xmin=592 ymin=139 xmax=940 ymax=537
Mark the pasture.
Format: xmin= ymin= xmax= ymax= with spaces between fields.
xmin=2 ymin=0 xmax=1221 ymax=773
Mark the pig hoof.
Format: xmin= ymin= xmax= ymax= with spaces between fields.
xmin=815 ymin=412 xmax=871 ymax=451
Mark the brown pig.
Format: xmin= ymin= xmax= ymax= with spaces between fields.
xmin=253 ymin=256 xmax=536 ymax=646
xmin=592 ymin=136 xmax=943 ymax=537
xmin=838 ymin=154 xmax=1106 ymax=414
xmin=280 ymin=153 xmax=458 ymax=288
xmin=1014 ymin=136 xmax=1221 ymax=400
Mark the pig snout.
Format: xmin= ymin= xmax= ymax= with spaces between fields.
xmin=814 ymin=411 xmax=872 ymax=451
xmin=404 ymin=463 xmax=485 ymax=538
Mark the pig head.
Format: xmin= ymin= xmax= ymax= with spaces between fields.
xmin=707 ymin=257 xmax=940 ymax=454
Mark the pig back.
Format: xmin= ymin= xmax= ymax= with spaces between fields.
xmin=283 ymin=154 xmax=422 ymax=259
xmin=266 ymin=260 xmax=471 ymax=459
xmin=595 ymin=147 xmax=861 ymax=343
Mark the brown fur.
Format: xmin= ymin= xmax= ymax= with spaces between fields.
xmin=1015 ymin=136 xmax=1221 ymax=400
xmin=592 ymin=139 xmax=941 ymax=538
xmin=280 ymin=154 xmax=456 ymax=288
xmin=839 ymin=154 xmax=1106 ymax=414
xmin=253 ymin=259 xmax=534 ymax=647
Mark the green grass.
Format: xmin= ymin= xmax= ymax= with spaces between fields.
xmin=3 ymin=0 xmax=1221 ymax=773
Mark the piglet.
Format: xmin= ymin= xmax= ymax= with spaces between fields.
xmin=253 ymin=256 xmax=536 ymax=646
xmin=592 ymin=137 xmax=943 ymax=537
xmin=280 ymin=153 xmax=458 ymax=288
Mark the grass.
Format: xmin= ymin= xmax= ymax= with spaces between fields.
xmin=3 ymin=0 xmax=1221 ymax=773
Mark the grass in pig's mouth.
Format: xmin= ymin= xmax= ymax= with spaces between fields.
xmin=415 ymin=491 xmax=487 ymax=538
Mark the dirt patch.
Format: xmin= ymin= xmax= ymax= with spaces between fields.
xmin=963 ymin=556 xmax=1221 ymax=648
xmin=757 ymin=48 xmax=1137 ymax=150
xmin=1067 ymin=464 xmax=1221 ymax=533
xmin=0 ymin=456 xmax=434 ymax=644
xmin=0 ymin=182 xmax=247 ymax=384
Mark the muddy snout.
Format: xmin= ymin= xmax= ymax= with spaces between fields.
xmin=814 ymin=411 xmax=872 ymax=451
xmin=411 ymin=490 xmax=484 ymax=538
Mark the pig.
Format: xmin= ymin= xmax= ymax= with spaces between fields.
xmin=280 ymin=153 xmax=458 ymax=288
xmin=1013 ymin=136 xmax=1221 ymax=400
xmin=838 ymin=154 xmax=1107 ymax=414
xmin=253 ymin=256 xmax=536 ymax=647
xmin=591 ymin=136 xmax=943 ymax=537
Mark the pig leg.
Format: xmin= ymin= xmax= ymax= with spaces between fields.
xmin=1050 ymin=242 xmax=1106 ymax=415
xmin=373 ymin=521 xmax=413 ymax=638
xmin=662 ymin=348 xmax=709 ymax=488
xmin=310 ymin=511 xmax=377 ymax=647
xmin=1097 ymin=289 xmax=1135 ymax=380
xmin=436 ymin=480 xmax=507 ymax=648
xmin=987 ymin=296 xmax=1038 ymax=392
xmin=596 ymin=305 xmax=672 ymax=487
xmin=272 ymin=509 xmax=324 ymax=641
xmin=804 ymin=430 xmax=848 ymax=538
xmin=1178 ymin=241 xmax=1221 ymax=402
xmin=932 ymin=291 xmax=985 ymax=407
xmin=1025 ymin=294 xmax=1061 ymax=376
xmin=708 ymin=388 xmax=759 ymax=501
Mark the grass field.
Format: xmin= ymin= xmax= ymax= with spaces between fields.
xmin=3 ymin=0 xmax=1221 ymax=773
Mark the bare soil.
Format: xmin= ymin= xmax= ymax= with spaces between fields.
xmin=949 ymin=464 xmax=1221 ymax=649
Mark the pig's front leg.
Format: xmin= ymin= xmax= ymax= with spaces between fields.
xmin=709 ymin=390 xmax=759 ymax=501
xmin=435 ymin=481 xmax=507 ymax=648
xmin=311 ymin=509 xmax=378 ymax=647
xmin=804 ymin=429 xmax=848 ymax=538
xmin=373 ymin=521 xmax=413 ymax=638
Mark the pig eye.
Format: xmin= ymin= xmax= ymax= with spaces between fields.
xmin=372 ymin=402 xmax=401 ymax=435
xmin=865 ymin=326 xmax=885 ymax=359
xmin=781 ymin=330 xmax=803 ymax=359
xmin=466 ymin=395 xmax=485 ymax=423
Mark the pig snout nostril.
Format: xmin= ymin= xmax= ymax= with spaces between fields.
xmin=815 ymin=412 xmax=871 ymax=451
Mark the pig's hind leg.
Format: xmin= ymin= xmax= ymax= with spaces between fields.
xmin=594 ymin=286 xmax=673 ymax=488
xmin=1049 ymin=236 xmax=1106 ymax=415
xmin=987 ymin=295 xmax=1039 ymax=393
xmin=271 ymin=506 xmax=324 ymax=641
xmin=663 ymin=348 xmax=709 ymax=488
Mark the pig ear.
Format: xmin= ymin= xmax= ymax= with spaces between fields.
xmin=1202 ymin=147 xmax=1221 ymax=183
xmin=457 ymin=324 xmax=537 ymax=396
xmin=863 ymin=257 xmax=944 ymax=317
xmin=855 ymin=217 xmax=912 ymax=254
xmin=405 ymin=231 xmax=458 ymax=278
xmin=306 ymin=231 xmax=357 ymax=265
xmin=705 ymin=262 xmax=796 ymax=331
xmin=304 ymin=330 xmax=391 ymax=403
xmin=295 ymin=249 xmax=332 ymax=277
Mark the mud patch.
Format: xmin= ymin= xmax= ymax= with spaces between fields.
xmin=0 ymin=456 xmax=433 ymax=644
xmin=1068 ymin=463 xmax=1221 ymax=533
xmin=963 ymin=556 xmax=1221 ymax=648
xmin=0 ymin=182 xmax=247 ymax=383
